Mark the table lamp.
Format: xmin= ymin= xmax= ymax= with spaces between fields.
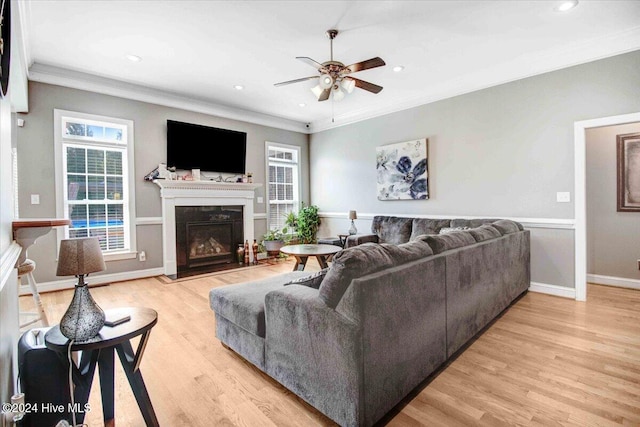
xmin=348 ymin=210 xmax=358 ymax=235
xmin=56 ymin=237 xmax=106 ymax=341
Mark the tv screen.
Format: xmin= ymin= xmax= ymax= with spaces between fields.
xmin=166 ymin=120 xmax=247 ymax=174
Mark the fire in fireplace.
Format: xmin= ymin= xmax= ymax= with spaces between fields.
xmin=175 ymin=206 xmax=243 ymax=277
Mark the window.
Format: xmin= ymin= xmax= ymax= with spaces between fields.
xmin=266 ymin=142 xmax=300 ymax=231
xmin=54 ymin=110 xmax=137 ymax=260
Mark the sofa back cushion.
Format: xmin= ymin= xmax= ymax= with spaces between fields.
xmin=450 ymin=218 xmax=501 ymax=229
xmin=410 ymin=218 xmax=452 ymax=240
xmin=423 ymin=230 xmax=476 ymax=254
xmin=492 ymin=219 xmax=523 ymax=234
xmin=319 ymin=240 xmax=434 ymax=308
xmin=371 ymin=216 xmax=413 ymax=244
xmin=468 ymin=224 xmax=502 ymax=242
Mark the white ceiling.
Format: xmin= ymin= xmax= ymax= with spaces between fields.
xmin=21 ymin=0 xmax=640 ymax=133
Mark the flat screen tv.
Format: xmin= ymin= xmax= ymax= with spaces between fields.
xmin=166 ymin=120 xmax=247 ymax=174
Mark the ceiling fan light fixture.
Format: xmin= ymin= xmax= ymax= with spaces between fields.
xmin=333 ymin=87 xmax=345 ymax=102
xmin=341 ymin=78 xmax=356 ymax=94
xmin=319 ymin=74 xmax=334 ymax=89
xmin=311 ymin=85 xmax=324 ymax=99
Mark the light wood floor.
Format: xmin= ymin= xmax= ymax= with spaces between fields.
xmin=20 ymin=259 xmax=640 ymax=426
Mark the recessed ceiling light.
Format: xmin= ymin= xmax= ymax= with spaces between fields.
xmin=554 ymin=0 xmax=578 ymax=12
xmin=393 ymin=66 xmax=405 ymax=72
xmin=125 ymin=54 xmax=142 ymax=62
xmin=299 ymin=103 xmax=306 ymax=107
xmin=234 ymin=85 xmax=244 ymax=90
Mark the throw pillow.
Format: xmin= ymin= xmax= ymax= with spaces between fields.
xmin=492 ymin=219 xmax=523 ymax=235
xmin=468 ymin=224 xmax=502 ymax=242
xmin=439 ymin=226 xmax=470 ymax=235
xmin=285 ymin=268 xmax=328 ymax=289
xmin=424 ymin=230 xmax=476 ymax=254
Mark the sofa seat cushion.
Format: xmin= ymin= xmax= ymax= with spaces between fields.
xmin=209 ymin=271 xmax=310 ymax=337
xmin=424 ymin=230 xmax=476 ymax=254
xmin=372 ymin=216 xmax=413 ymax=244
xmin=410 ymin=218 xmax=452 ymax=240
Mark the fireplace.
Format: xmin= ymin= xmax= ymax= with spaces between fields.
xmin=154 ymin=180 xmax=261 ymax=279
xmin=176 ymin=206 xmax=243 ymax=276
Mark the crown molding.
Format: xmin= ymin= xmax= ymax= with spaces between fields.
xmin=310 ymin=26 xmax=640 ymax=133
xmin=28 ymin=63 xmax=310 ymax=134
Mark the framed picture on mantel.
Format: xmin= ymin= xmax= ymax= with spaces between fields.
xmin=617 ymin=132 xmax=640 ymax=212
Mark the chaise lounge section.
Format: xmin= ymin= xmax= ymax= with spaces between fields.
xmin=209 ymin=217 xmax=530 ymax=426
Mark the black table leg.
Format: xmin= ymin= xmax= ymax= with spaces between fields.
xmin=115 ymin=339 xmax=159 ymax=427
xmin=98 ymin=347 xmax=115 ymax=423
xmin=316 ymin=255 xmax=329 ymax=269
xmin=73 ymin=349 xmax=100 ymax=425
xmin=293 ymin=255 xmax=309 ymax=271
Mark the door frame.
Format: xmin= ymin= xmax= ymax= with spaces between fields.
xmin=573 ymin=111 xmax=640 ymax=301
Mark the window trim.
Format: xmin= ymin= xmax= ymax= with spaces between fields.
xmin=265 ymin=141 xmax=301 ymax=231
xmin=54 ymin=109 xmax=137 ymax=261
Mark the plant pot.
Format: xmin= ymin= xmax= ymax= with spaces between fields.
xmin=264 ymin=239 xmax=285 ymax=256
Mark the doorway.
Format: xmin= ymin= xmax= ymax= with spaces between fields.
xmin=574 ymin=111 xmax=640 ymax=301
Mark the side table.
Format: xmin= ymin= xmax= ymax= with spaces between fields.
xmin=45 ymin=307 xmax=159 ymax=427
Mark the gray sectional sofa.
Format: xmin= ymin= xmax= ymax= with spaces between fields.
xmin=209 ymin=216 xmax=530 ymax=427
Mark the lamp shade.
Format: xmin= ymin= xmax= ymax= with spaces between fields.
xmin=348 ymin=210 xmax=358 ymax=220
xmin=57 ymin=237 xmax=106 ymax=276
xmin=319 ymin=73 xmax=334 ymax=89
xmin=341 ymin=78 xmax=356 ymax=94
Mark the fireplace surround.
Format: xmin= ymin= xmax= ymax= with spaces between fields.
xmin=155 ymin=180 xmax=261 ymax=279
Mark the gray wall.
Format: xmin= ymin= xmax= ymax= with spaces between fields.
xmin=16 ymin=81 xmax=309 ymax=284
xmin=310 ymin=50 xmax=640 ymax=289
xmin=586 ymin=122 xmax=640 ymax=281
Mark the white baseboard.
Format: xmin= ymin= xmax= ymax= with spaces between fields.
xmin=529 ymin=281 xmax=576 ymax=299
xmin=19 ymin=267 xmax=165 ymax=296
xmin=587 ymin=274 xmax=640 ymax=291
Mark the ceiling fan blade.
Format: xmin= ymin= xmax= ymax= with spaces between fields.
xmin=318 ymin=88 xmax=331 ymax=101
xmin=296 ymin=56 xmax=326 ymax=71
xmin=351 ymin=77 xmax=383 ymax=94
xmin=345 ymin=57 xmax=386 ymax=73
xmin=274 ymin=76 xmax=319 ymax=87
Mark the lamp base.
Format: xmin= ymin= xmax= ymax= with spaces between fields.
xmin=59 ymin=279 xmax=105 ymax=342
xmin=348 ymin=220 xmax=357 ymax=235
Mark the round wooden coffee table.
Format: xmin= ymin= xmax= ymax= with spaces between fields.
xmin=279 ymin=244 xmax=342 ymax=271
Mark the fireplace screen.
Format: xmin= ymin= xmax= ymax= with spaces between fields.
xmin=175 ymin=205 xmax=244 ymax=277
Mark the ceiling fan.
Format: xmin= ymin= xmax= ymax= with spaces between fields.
xmin=274 ymin=29 xmax=386 ymax=102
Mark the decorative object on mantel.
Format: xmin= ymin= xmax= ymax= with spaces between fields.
xmin=348 ymin=210 xmax=358 ymax=235
xmin=376 ymin=138 xmax=429 ymax=200
xmin=56 ymin=237 xmax=106 ymax=342
xmin=617 ymin=132 xmax=640 ymax=212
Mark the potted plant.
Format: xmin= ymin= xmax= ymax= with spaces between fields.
xmin=296 ymin=203 xmax=321 ymax=244
xmin=260 ymin=226 xmax=290 ymax=255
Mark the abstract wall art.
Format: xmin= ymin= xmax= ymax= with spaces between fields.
xmin=376 ymin=138 xmax=428 ymax=200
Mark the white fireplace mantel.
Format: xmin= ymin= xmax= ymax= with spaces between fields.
xmin=154 ymin=179 xmax=262 ymax=277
